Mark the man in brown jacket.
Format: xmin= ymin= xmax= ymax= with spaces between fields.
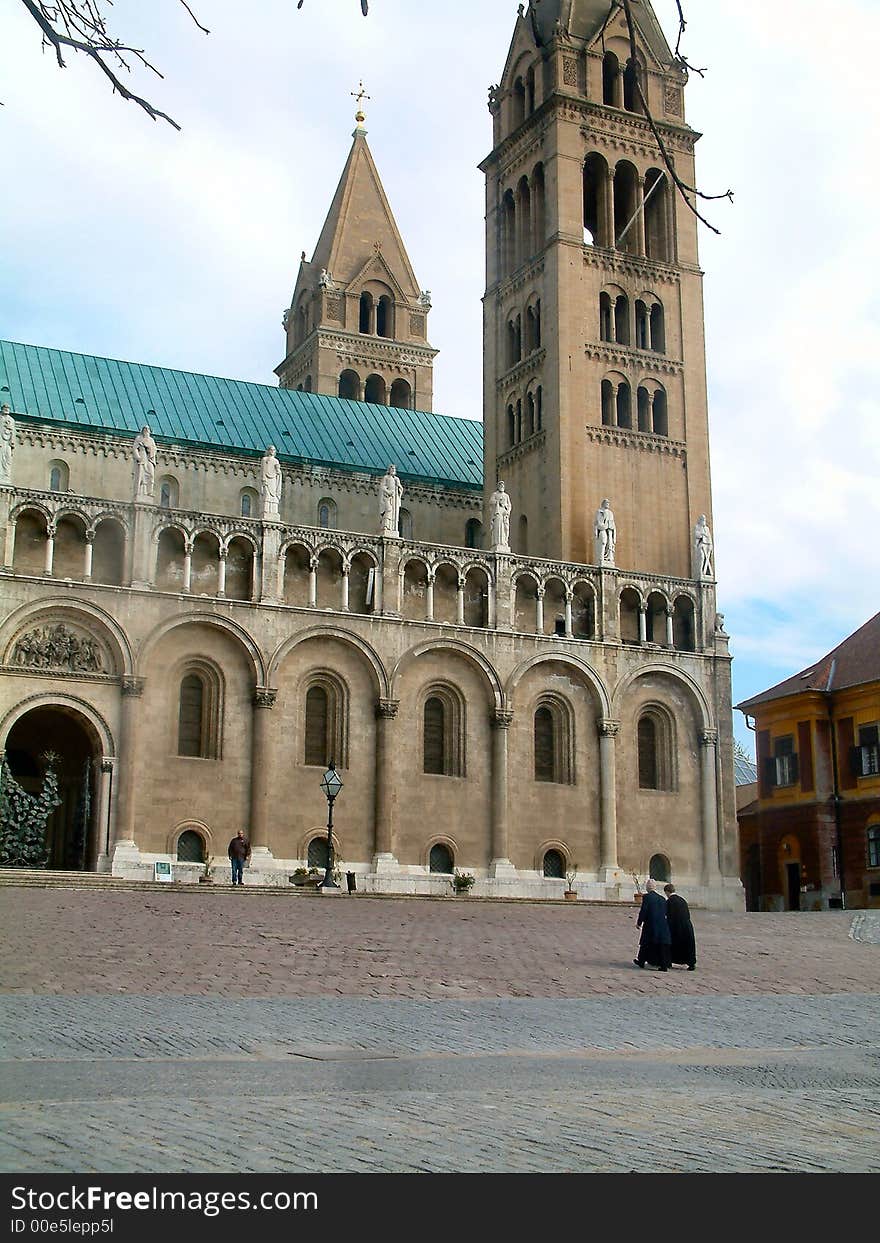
xmin=228 ymin=830 xmax=251 ymax=887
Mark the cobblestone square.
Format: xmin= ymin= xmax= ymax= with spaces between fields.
xmin=1 ymin=888 xmax=878 ymax=1172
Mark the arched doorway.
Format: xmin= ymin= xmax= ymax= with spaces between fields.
xmin=778 ymin=834 xmax=802 ymax=911
xmin=4 ymin=705 xmax=101 ymax=870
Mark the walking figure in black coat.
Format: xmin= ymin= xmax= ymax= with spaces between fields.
xmin=664 ymin=883 xmax=697 ymax=970
xmin=634 ymin=879 xmax=671 ymax=971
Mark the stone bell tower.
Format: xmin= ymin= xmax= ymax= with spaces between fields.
xmin=481 ymin=0 xmax=713 ymax=575
xmin=276 ymin=89 xmax=438 ymax=411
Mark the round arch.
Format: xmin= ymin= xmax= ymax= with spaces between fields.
xmin=138 ymin=612 xmax=266 ymax=686
xmin=0 ymin=597 xmax=134 ymax=678
xmin=220 ymin=530 xmax=259 ymax=556
xmin=269 ymin=626 xmax=388 ymax=698
xmin=506 ymin=652 xmax=610 ymax=718
xmin=611 ymin=663 xmax=713 ymax=731
xmin=166 ymin=819 xmax=215 ymax=859
xmin=10 ymin=500 xmax=53 ymax=524
xmin=0 ymin=692 xmax=115 ymax=758
xmin=391 ymin=639 xmax=503 ymax=710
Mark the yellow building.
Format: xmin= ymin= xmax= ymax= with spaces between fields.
xmin=737 ymin=613 xmax=880 ymax=910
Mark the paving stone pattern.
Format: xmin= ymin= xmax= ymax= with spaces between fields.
xmin=1 ymin=890 xmax=878 ymax=1173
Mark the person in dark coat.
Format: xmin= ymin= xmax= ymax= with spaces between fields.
xmin=664 ymin=883 xmax=696 ymax=970
xmin=633 ymin=879 xmax=671 ymax=971
xmin=228 ymin=830 xmax=251 ymax=886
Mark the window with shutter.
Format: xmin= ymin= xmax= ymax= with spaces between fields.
xmin=304 ymin=686 xmax=329 ymax=767
xmin=868 ymin=826 xmax=880 ymax=869
xmin=534 ymin=707 xmax=556 ymax=782
xmin=858 ymin=725 xmax=880 ymax=776
xmin=638 ymin=716 xmax=658 ymax=789
xmin=424 ymin=697 xmax=446 ymax=774
xmin=178 ymin=674 xmax=204 ymax=756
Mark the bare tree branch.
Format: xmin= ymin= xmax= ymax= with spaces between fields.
xmin=619 ymin=0 xmax=732 ymax=234
xmin=18 ymin=0 xmax=210 ymax=129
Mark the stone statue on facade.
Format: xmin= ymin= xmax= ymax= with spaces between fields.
xmin=594 ymin=498 xmax=616 ymax=567
xmin=0 ymin=405 xmax=15 ymax=485
xmin=319 ymin=269 xmax=334 ymax=289
xmin=488 ymin=481 xmax=512 ymax=552
xmin=260 ymin=446 xmax=283 ymax=519
xmin=378 ymin=464 xmax=403 ymax=537
xmin=694 ymin=514 xmax=713 ymax=578
xmin=132 ymin=425 xmax=157 ymax=501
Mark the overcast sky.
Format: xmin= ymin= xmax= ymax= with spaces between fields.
xmin=1 ymin=0 xmax=878 ymax=754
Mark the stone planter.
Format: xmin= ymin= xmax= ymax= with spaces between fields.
xmin=564 ymin=890 xmax=578 ymax=901
xmin=198 ymin=875 xmax=213 ymax=884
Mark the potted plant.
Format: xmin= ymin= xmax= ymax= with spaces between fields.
xmin=451 ymin=868 xmax=475 ymax=895
xmin=631 ymin=870 xmax=644 ymax=902
xmin=291 ymin=867 xmax=321 ymax=888
xmin=564 ymin=863 xmax=579 ymax=900
xmin=199 ymin=855 xmax=214 ymax=884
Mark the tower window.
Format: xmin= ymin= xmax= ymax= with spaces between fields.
xmin=602 ymin=52 xmax=619 ymax=107
xmin=304 ymin=685 xmax=330 ymax=767
xmin=359 ymin=291 xmax=374 ymax=334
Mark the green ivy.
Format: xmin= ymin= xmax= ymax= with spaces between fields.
xmin=0 ymin=754 xmax=61 ymax=868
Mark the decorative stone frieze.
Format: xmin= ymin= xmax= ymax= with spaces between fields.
xmin=583 ymin=247 xmax=680 ymax=286
xmin=585 ymin=343 xmax=683 ymax=376
xmin=10 ymin=622 xmax=104 ymax=673
xmin=497 ymin=430 xmax=546 ymax=469
xmin=585 ymin=425 xmax=686 ymax=458
xmin=497 ymin=348 xmax=547 ymax=391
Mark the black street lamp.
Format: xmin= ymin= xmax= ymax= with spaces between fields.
xmin=319 ymin=760 xmax=343 ymax=889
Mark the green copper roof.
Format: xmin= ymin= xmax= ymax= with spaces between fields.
xmin=0 ymin=339 xmax=483 ymax=490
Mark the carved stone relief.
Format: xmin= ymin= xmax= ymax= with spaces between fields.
xmin=10 ymin=623 xmax=105 ymax=673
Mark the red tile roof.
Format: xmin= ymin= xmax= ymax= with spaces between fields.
xmin=736 ymin=612 xmax=880 ymax=711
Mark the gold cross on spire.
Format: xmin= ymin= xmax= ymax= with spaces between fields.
xmin=351 ymin=80 xmax=371 ymax=128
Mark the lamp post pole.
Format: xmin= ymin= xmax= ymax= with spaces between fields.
xmin=320 ymin=761 xmax=343 ymax=890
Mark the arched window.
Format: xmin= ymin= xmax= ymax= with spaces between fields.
xmin=240 ymin=489 xmax=258 ymax=519
xmin=623 ymin=57 xmax=643 ymax=113
xmin=534 ymin=706 xmax=556 ymax=782
xmin=518 ymin=514 xmax=528 ymax=555
xmin=359 ymin=291 xmax=374 ymax=334
xmin=465 ymin=519 xmax=483 ymax=549
xmin=534 ymin=697 xmax=573 ymax=785
xmin=177 ymin=671 xmax=218 ymax=759
xmin=652 ymin=389 xmax=668 ymax=436
xmin=304 ymin=375 xmax=313 ymax=393
xmin=390 ymin=379 xmax=412 ymax=409
xmin=429 ymin=843 xmax=454 ymax=874
xmin=159 ymin=476 xmax=179 ymax=509
xmin=512 ymin=76 xmax=526 ymax=128
xmin=638 ymin=708 xmax=675 ymax=790
xmin=649 ymin=853 xmax=671 ymax=883
xmin=638 ymin=715 xmax=658 ymax=789
xmin=602 ymin=51 xmax=619 ymax=106
xmin=338 ymin=369 xmax=360 ymax=400
xmin=507 ymin=403 xmax=516 ymax=447
xmin=645 ymin=169 xmax=671 ymax=261
xmin=424 ymin=696 xmax=446 ymax=775
xmin=49 ymin=460 xmax=69 ymax=492
xmin=526 ymin=64 xmax=536 ymax=115
xmin=613 ymin=161 xmax=639 ymax=252
xmin=526 ymin=391 xmax=536 ymax=437
xmin=317 ymin=498 xmax=337 ymax=530
xmin=650 ymin=303 xmax=665 ymax=352
xmin=377 ymin=295 xmax=393 ymax=339
xmin=601 ymin=378 xmax=615 ymax=426
xmin=423 ymin=688 xmax=464 ymax=777
xmin=543 ymin=849 xmax=565 ymax=879
xmin=304 ymin=676 xmax=347 ymax=768
xmin=502 ymin=189 xmax=517 ymax=274
xmin=176 ymin=829 xmax=206 ymax=864
xmin=399 ymin=508 xmax=413 ymax=540
xmin=583 ymin=153 xmax=610 ymax=246
xmin=308 ymin=837 xmax=329 ymax=871
xmin=673 ymin=596 xmax=696 ymax=651
xmin=616 ymin=381 xmax=632 ymax=429
xmin=600 ymin=293 xmax=614 ymax=342
xmin=635 ymin=300 xmax=649 ymax=350
xmin=614 ymin=295 xmax=630 ymax=345
xmin=637 ymin=386 xmax=651 ymax=433
xmin=305 ymin=685 xmax=329 ymax=767
xmin=365 ymin=374 xmax=387 ymax=405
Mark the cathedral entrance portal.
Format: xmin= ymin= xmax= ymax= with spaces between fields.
xmin=4 ymin=706 xmax=100 ymax=870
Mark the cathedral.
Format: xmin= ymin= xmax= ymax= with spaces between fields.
xmin=0 ymin=0 xmax=743 ymax=907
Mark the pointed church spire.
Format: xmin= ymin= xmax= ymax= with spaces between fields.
xmin=276 ymin=111 xmax=437 ymax=410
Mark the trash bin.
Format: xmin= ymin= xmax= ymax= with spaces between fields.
xmin=346 ymin=871 xmax=357 ymax=893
